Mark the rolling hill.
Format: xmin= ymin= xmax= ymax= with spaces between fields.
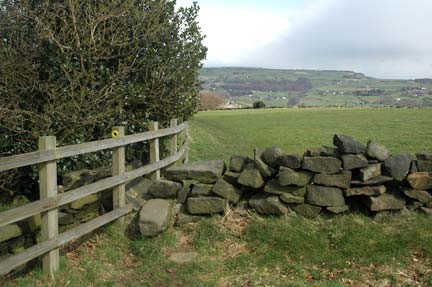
xmin=200 ymin=67 xmax=432 ymax=108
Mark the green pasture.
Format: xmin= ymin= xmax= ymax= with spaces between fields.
xmin=189 ymin=107 xmax=432 ymax=162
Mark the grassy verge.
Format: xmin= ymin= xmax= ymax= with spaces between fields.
xmin=3 ymin=212 xmax=432 ymax=287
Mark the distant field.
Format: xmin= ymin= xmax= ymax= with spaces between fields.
xmin=189 ymin=107 xmax=432 ymax=162
xmin=200 ymin=67 xmax=432 ymax=108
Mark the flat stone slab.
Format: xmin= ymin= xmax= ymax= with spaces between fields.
xmin=384 ymin=154 xmax=413 ymax=181
xmin=148 ymin=179 xmax=182 ymax=198
xmin=313 ymin=172 xmax=351 ymax=189
xmin=190 ymin=183 xmax=213 ymax=196
xmin=302 ymin=156 xmax=342 ymax=175
xmin=249 ymin=194 xmax=289 ymax=215
xmin=345 ymin=185 xmax=386 ymax=197
xmin=165 ymin=160 xmax=226 ymax=183
xmin=0 ymin=224 xmax=22 ymax=243
xmin=351 ymin=175 xmax=393 ymax=186
xmin=70 ymin=194 xmax=99 ymax=209
xmin=364 ymin=193 xmax=406 ymax=211
xmin=333 ymin=134 xmax=365 ymax=154
xmin=359 ymin=163 xmax=382 ymax=182
xmin=403 ymin=189 xmax=432 ymax=204
xmin=279 ymin=167 xmax=313 ymax=187
xmin=280 ymin=193 xmax=305 ymax=204
xmin=306 ymin=185 xmax=345 ymax=207
xmin=407 ymin=172 xmax=432 ymax=190
xmin=139 ymin=199 xmax=171 ymax=237
xmin=264 ymin=179 xmax=306 ymax=196
xmin=276 ymin=154 xmax=302 ymax=169
xmin=186 ymin=197 xmax=226 ymax=215
xmin=342 ymin=154 xmax=369 ymax=171
xmin=168 ymin=252 xmax=198 ymax=264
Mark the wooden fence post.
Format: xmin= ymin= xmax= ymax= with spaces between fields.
xmin=149 ymin=122 xmax=160 ymax=179
xmin=184 ymin=121 xmax=189 ymax=164
xmin=38 ymin=136 xmax=59 ymax=276
xmin=170 ymin=119 xmax=178 ymax=158
xmin=112 ymin=126 xmax=126 ymax=224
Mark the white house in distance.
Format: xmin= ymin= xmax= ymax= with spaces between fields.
xmin=219 ymin=101 xmax=242 ymax=109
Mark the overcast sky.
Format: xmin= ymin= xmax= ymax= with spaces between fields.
xmin=177 ymin=0 xmax=432 ymax=79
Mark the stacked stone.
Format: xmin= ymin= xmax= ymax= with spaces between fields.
xmin=0 ymin=167 xmax=129 ymax=267
xmin=404 ymin=152 xmax=432 ymax=214
xmin=246 ymin=134 xmax=432 ymax=218
xmin=138 ymin=160 xmax=232 ymax=236
xmin=0 ymin=196 xmax=41 ymax=266
xmin=59 ymin=194 xmax=101 ymax=232
xmin=0 ymin=171 xmax=106 ymax=266
xmin=137 ymin=135 xmax=432 ymax=236
xmin=165 ymin=159 xmax=236 ymax=215
xmin=57 ymin=168 xmax=112 ymax=231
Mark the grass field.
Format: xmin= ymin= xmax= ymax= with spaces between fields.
xmin=3 ymin=108 xmax=432 ymax=287
xmin=189 ymin=107 xmax=432 ymax=162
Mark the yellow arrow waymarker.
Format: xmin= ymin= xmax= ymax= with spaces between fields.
xmin=112 ymin=130 xmax=120 ymax=138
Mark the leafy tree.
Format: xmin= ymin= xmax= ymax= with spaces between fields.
xmin=199 ymin=92 xmax=224 ymax=110
xmin=253 ymin=101 xmax=266 ymax=109
xmin=0 ymin=0 xmax=206 ymax=199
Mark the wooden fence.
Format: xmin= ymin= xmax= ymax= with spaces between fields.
xmin=0 ymin=119 xmax=188 ymax=276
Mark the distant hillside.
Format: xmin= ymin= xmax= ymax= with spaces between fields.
xmin=200 ymin=67 xmax=432 ymax=108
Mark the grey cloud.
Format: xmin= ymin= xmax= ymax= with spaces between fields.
xmin=245 ymin=0 xmax=432 ymax=79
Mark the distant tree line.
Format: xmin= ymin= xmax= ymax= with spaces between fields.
xmin=353 ymin=89 xmax=385 ymax=97
xmin=223 ymin=77 xmax=312 ymax=95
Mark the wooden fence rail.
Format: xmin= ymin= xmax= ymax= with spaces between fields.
xmin=0 ymin=122 xmax=186 ymax=172
xmin=0 ymin=120 xmax=188 ymax=276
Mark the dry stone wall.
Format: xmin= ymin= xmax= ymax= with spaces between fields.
xmin=138 ymin=134 xmax=432 ymax=236
xmin=0 ymin=195 xmax=103 ymax=268
xmin=0 ymin=168 xmax=111 ymax=266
